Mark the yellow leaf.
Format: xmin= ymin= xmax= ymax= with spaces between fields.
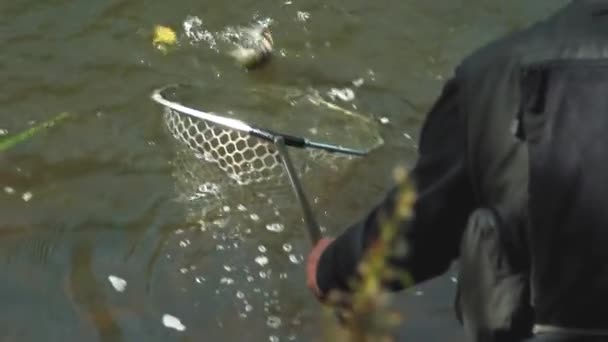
xmin=153 ymin=25 xmax=177 ymax=51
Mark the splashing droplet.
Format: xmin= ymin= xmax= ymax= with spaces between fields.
xmin=245 ymin=304 xmax=253 ymax=312
xmin=282 ymin=243 xmax=292 ymax=252
xmin=289 ymin=254 xmax=302 ymax=264
xmin=259 ymin=271 xmax=267 ymax=279
xmin=108 ymin=275 xmax=127 ymax=292
xmin=237 ymin=291 xmax=245 ymax=299
xmin=250 ymin=213 xmax=260 ymax=221
xmin=220 ymin=277 xmax=234 ymax=285
xmin=258 ymin=245 xmax=267 ymax=253
xmin=22 ymin=192 xmax=33 ymax=202
xmin=255 ymin=256 xmax=269 ymax=267
xmin=267 ymin=316 xmax=282 ymax=329
xmin=296 ymin=11 xmax=310 ymax=22
xmin=266 ymin=223 xmax=284 ymax=233
xmin=163 ymin=314 xmax=186 ymax=331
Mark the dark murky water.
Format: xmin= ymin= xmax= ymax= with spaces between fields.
xmin=0 ymin=1 xmax=567 ymax=341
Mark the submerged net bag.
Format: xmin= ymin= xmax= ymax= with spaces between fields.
xmin=152 ymin=82 xmax=384 ymax=242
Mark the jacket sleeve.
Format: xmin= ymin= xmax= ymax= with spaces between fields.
xmin=316 ymin=77 xmax=475 ymax=295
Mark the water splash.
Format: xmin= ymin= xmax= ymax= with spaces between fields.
xmin=108 ymin=275 xmax=127 ymax=292
xmin=255 ymin=255 xmax=269 ymax=267
xmin=327 ymin=87 xmax=355 ymax=102
xmin=296 ymin=11 xmax=310 ymax=22
xmin=288 ymin=254 xmax=302 ymax=264
xmin=182 ymin=16 xmax=218 ymax=51
xmin=162 ymin=314 xmax=186 ymax=332
xmin=22 ymin=192 xmax=33 ymax=202
xmin=267 ymin=316 xmax=282 ymax=329
xmin=220 ymin=277 xmax=235 ymax=285
xmin=266 ymin=223 xmax=284 ymax=233
xmin=250 ymin=213 xmax=260 ymax=222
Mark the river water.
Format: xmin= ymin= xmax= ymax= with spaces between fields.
xmin=0 ymin=1 xmax=568 ymax=341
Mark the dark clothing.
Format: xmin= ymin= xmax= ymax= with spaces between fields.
xmin=456 ymin=209 xmax=533 ymax=341
xmin=317 ymin=0 xmax=608 ymax=338
xmin=525 ymin=333 xmax=608 ymax=342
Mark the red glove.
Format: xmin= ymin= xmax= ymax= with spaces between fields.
xmin=306 ymin=237 xmax=335 ymax=299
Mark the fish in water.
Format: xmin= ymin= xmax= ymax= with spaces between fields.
xmin=228 ymin=23 xmax=274 ymax=70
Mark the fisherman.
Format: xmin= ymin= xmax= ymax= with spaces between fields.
xmin=306 ymin=1 xmax=608 ymax=341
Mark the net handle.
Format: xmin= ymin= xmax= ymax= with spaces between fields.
xmin=150 ymin=84 xmax=370 ymax=157
xmin=274 ymin=136 xmax=322 ymax=244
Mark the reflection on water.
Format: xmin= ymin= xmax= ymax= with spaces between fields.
xmin=0 ymin=0 xmax=569 ymax=341
xmin=67 ymin=240 xmax=124 ymax=342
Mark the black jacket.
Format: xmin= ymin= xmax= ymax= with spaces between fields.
xmin=317 ymin=0 xmax=608 ymax=331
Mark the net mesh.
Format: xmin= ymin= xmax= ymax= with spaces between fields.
xmin=164 ymin=106 xmax=286 ymax=186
